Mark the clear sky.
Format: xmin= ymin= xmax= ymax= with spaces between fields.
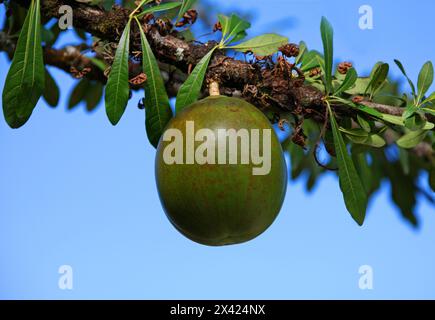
xmin=0 ymin=0 xmax=434 ymax=299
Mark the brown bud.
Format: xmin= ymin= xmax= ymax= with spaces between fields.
xmin=309 ymin=67 xmax=322 ymax=77
xmin=70 ymin=66 xmax=91 ymax=79
xmin=337 ymin=61 xmax=353 ymax=74
xmin=352 ymin=95 xmax=364 ymax=103
xmin=279 ymin=44 xmax=300 ymax=57
xmin=156 ymin=18 xmax=173 ymax=34
xmin=185 ymin=9 xmax=198 ymax=24
xmin=129 ymin=73 xmax=148 ymax=86
xmin=213 ymin=21 xmax=222 ymax=32
xmin=176 ymin=9 xmax=198 ymax=27
xmin=291 ymin=129 xmax=307 ymax=148
xmin=141 ymin=13 xmax=154 ymax=24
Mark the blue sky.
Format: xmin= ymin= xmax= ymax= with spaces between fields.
xmin=0 ymin=0 xmax=434 ymax=299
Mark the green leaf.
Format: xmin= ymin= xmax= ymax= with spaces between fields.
xmin=2 ymin=0 xmax=45 ymax=128
xmin=357 ymin=104 xmax=383 ymax=118
xmin=379 ymin=114 xmax=404 ymax=126
xmin=137 ymin=2 xmax=183 ymax=18
xmin=380 ymin=114 xmax=434 ymax=130
xmin=344 ymin=134 xmax=369 ymax=144
xmin=404 ymin=113 xmax=426 ymax=131
xmin=85 ymin=81 xmax=103 ymax=112
xmin=374 ymin=93 xmax=407 ymax=108
xmin=394 ymin=59 xmax=417 ymax=99
xmin=43 ymin=22 xmax=61 ymax=47
xmin=320 ymin=17 xmax=334 ymax=94
xmin=102 ymin=0 xmax=115 ymax=10
xmin=223 ymin=14 xmax=251 ymax=45
xmin=286 ymin=141 xmax=305 ymax=179
xmin=104 ymin=19 xmax=131 ymax=125
xmin=218 ymin=14 xmax=230 ymax=38
xmin=340 ymin=127 xmax=368 ymax=138
xmin=137 ymin=0 xmax=158 ymax=9
xmin=89 ymin=57 xmax=108 ymax=72
xmin=315 ymin=55 xmax=326 ymax=76
xmin=334 ymin=68 xmax=357 ymax=96
xmin=351 ymin=149 xmax=374 ymax=195
xmin=68 ymin=79 xmax=102 ymax=112
xmin=343 ymin=77 xmax=370 ymax=95
xmin=421 ymin=107 xmax=435 ymax=116
xmin=300 ymin=50 xmax=322 ymax=71
xmin=226 ymin=34 xmax=288 ymax=56
xmin=417 ymin=61 xmax=434 ymax=103
xmin=365 ymin=63 xmax=389 ymax=97
xmin=42 ymin=69 xmax=60 ymax=107
xmin=340 ymin=127 xmax=375 ymax=145
xmin=402 ymin=104 xmax=418 ymax=120
xmin=175 ymin=46 xmax=217 ymax=113
xmin=363 ymin=134 xmax=386 ymax=148
xmin=230 ymin=31 xmax=248 ymax=45
xmin=422 ymin=92 xmax=435 ymax=105
xmin=396 ymin=129 xmax=427 ymax=149
xmin=384 ymin=161 xmax=418 ymax=227
xmin=177 ymin=0 xmax=196 ymax=23
xmin=323 ymin=129 xmax=336 ymax=157
xmin=399 ymin=148 xmax=410 ymax=175
xmin=357 ymin=114 xmax=371 ymax=133
xmin=328 ymin=104 xmax=367 ymax=225
xmin=136 ymin=19 xmax=173 ymax=148
xmin=41 ymin=26 xmax=55 ymax=45
xmin=369 ymin=62 xmax=383 ymax=78
xmin=331 ymin=96 xmax=383 ymax=118
xmin=68 ymin=79 xmax=89 ymax=110
xmin=295 ymin=41 xmax=307 ymax=65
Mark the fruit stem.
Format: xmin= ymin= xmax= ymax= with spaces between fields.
xmin=209 ymin=81 xmax=220 ymax=96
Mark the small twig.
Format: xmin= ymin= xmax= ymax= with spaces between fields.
xmin=359 ymin=100 xmax=404 ymax=116
xmin=313 ymin=104 xmax=337 ymax=171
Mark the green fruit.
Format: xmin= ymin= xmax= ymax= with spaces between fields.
xmin=155 ymin=95 xmax=287 ymax=246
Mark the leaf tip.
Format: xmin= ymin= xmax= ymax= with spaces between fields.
xmin=355 ymin=215 xmax=366 ymax=226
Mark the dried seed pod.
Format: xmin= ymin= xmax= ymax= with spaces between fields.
xmin=337 ymin=61 xmax=353 ymax=74
xmin=156 ymin=18 xmax=173 ymax=35
xmin=309 ymin=67 xmax=322 ymax=77
xmin=141 ymin=13 xmax=154 ymax=24
xmin=70 ymin=66 xmax=91 ymax=79
xmin=175 ymin=9 xmax=198 ymax=27
xmin=352 ymin=95 xmax=364 ymax=103
xmin=129 ymin=73 xmax=148 ymax=86
xmin=213 ymin=21 xmax=222 ymax=32
xmin=279 ymin=44 xmax=300 ymax=58
xmin=291 ymin=126 xmax=307 ymax=148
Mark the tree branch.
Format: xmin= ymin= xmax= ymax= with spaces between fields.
xmin=359 ymin=100 xmax=403 ymax=116
xmin=9 ymin=0 xmax=324 ymax=116
xmin=6 ymin=0 xmax=432 ymax=124
xmin=43 ymin=45 xmax=105 ymax=81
